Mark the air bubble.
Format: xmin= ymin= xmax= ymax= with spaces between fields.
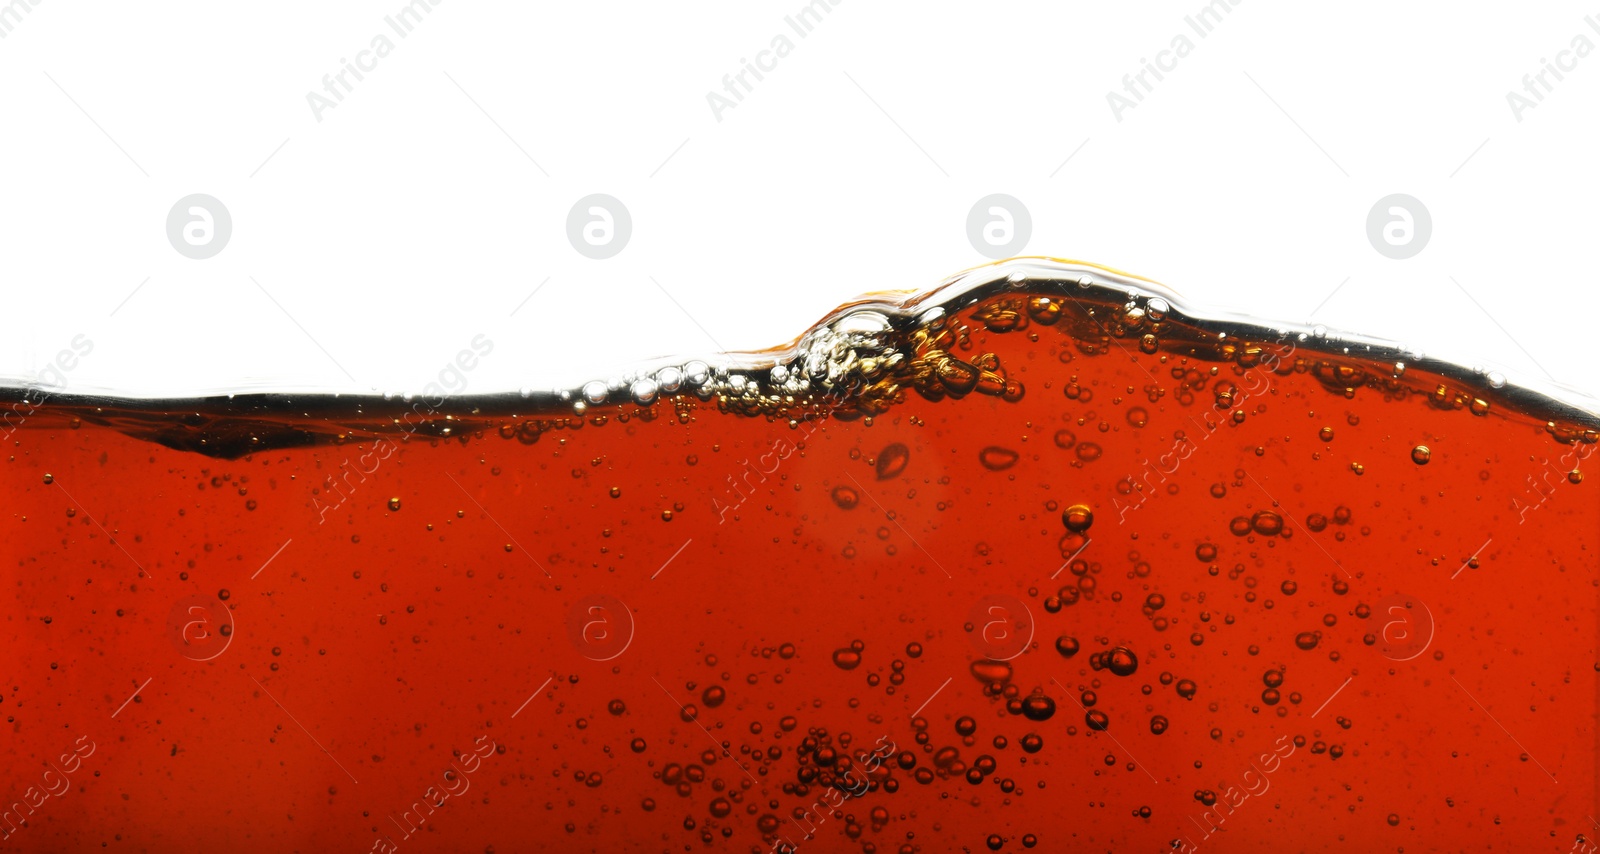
xmin=684 ymin=361 xmax=710 ymax=386
xmin=1250 ymin=510 xmax=1284 ymax=536
xmin=1106 ymin=647 xmax=1138 ymax=676
xmin=979 ymin=447 xmax=1019 ymax=471
xmin=656 ymin=366 xmax=683 ymax=392
xmin=836 ymin=311 xmax=891 ymax=336
xmin=876 ymin=443 xmax=910 ymax=480
xmin=1021 ymin=693 xmax=1056 ymax=722
xmin=970 ymin=659 xmax=1013 ymax=683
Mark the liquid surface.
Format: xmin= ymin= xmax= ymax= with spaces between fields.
xmin=3 ymin=259 xmax=1597 ymax=853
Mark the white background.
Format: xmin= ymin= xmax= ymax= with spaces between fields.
xmin=1 ymin=0 xmax=1596 ymax=403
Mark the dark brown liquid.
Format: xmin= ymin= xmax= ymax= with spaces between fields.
xmin=2 ymin=260 xmax=1596 ymax=852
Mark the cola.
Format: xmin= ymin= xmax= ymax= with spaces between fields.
xmin=2 ymin=259 xmax=1595 ymax=852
